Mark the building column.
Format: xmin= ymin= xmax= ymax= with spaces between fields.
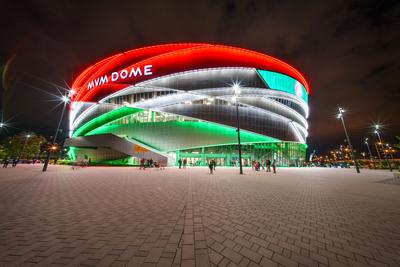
xmin=201 ymin=147 xmax=206 ymax=166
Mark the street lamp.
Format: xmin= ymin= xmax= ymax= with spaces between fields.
xmin=42 ymin=93 xmax=71 ymax=172
xmin=373 ymin=124 xmax=392 ymax=172
xmin=336 ymin=107 xmax=360 ymax=173
xmin=364 ymin=137 xmax=375 ymax=168
xmin=364 ymin=138 xmax=373 ymax=159
xmin=233 ymin=83 xmax=243 ymax=175
xmin=20 ymin=134 xmax=32 ymax=159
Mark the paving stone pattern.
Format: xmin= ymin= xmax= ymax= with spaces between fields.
xmin=0 ymin=165 xmax=399 ymax=267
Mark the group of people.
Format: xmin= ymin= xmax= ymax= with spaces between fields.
xmin=252 ymin=159 xmax=277 ymax=174
xmin=177 ymin=159 xmax=187 ymax=169
xmin=2 ymin=158 xmax=19 ymax=168
xmin=139 ymin=158 xmax=163 ymax=170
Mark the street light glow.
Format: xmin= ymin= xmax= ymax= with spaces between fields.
xmin=336 ymin=107 xmax=345 ymax=119
xmin=61 ymin=95 xmax=69 ymax=103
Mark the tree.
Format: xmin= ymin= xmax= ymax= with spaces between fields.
xmin=0 ymin=145 xmax=7 ymax=159
xmin=1 ymin=132 xmax=48 ymax=159
xmin=395 ymin=136 xmax=400 ymax=150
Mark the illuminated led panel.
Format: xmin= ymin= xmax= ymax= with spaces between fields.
xmin=257 ymin=70 xmax=308 ymax=103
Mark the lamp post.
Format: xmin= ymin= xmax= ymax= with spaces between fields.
xmin=364 ymin=138 xmax=373 ymax=160
xmin=0 ymin=122 xmax=5 ymax=135
xmin=374 ymin=125 xmax=392 ymax=172
xmin=21 ymin=134 xmax=31 ymax=159
xmin=336 ymin=107 xmax=360 ymax=173
xmin=364 ymin=137 xmax=374 ymax=168
xmin=233 ymin=84 xmax=243 ymax=174
xmin=42 ymin=94 xmax=70 ymax=172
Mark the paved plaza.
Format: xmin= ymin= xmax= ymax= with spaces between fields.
xmin=0 ymin=166 xmax=399 ymax=267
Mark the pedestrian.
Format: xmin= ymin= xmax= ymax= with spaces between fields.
xmin=178 ymin=159 xmax=182 ymax=169
xmin=208 ymin=161 xmax=214 ymax=174
xmin=251 ymin=160 xmax=255 ymax=171
xmin=255 ymin=161 xmax=260 ymax=171
xmin=212 ymin=159 xmax=216 ymax=171
xmin=272 ymin=159 xmax=277 ymax=174
xmin=183 ymin=159 xmax=187 ymax=169
xmin=140 ymin=158 xmax=145 ymax=170
xmin=3 ymin=158 xmax=9 ymax=168
xmin=261 ymin=160 xmax=265 ymax=171
xmin=12 ymin=158 xmax=19 ymax=168
xmin=266 ymin=159 xmax=271 ymax=172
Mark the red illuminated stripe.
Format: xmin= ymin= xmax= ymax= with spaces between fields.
xmin=72 ymin=43 xmax=310 ymax=103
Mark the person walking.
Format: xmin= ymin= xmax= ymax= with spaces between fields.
xmin=12 ymin=158 xmax=19 ymax=168
xmin=266 ymin=159 xmax=271 ymax=172
xmin=255 ymin=161 xmax=260 ymax=171
xmin=208 ymin=160 xmax=214 ymax=174
xmin=3 ymin=158 xmax=9 ymax=168
xmin=212 ymin=159 xmax=216 ymax=171
xmin=178 ymin=159 xmax=182 ymax=169
xmin=183 ymin=159 xmax=187 ymax=169
xmin=261 ymin=160 xmax=265 ymax=171
xmin=272 ymin=159 xmax=277 ymax=174
xmin=140 ymin=158 xmax=145 ymax=170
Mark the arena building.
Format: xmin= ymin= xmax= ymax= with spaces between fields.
xmin=65 ymin=43 xmax=310 ymax=167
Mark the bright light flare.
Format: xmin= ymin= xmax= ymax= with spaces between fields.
xmin=61 ymin=95 xmax=69 ymax=103
xmin=232 ymin=83 xmax=241 ymax=95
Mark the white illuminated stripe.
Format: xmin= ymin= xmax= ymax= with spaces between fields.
xmin=292 ymin=121 xmax=308 ymax=138
xmin=260 ymin=97 xmax=308 ymax=129
xmin=99 ymin=86 xmax=296 ymax=126
xmin=98 ymin=68 xmax=309 ymax=117
xmin=69 ymin=101 xmax=92 ymax=131
xmin=101 ymin=86 xmax=308 ymax=130
xmin=223 ymin=93 xmax=308 ymax=128
xmin=71 ymin=103 xmax=98 ymax=131
xmin=194 ymin=87 xmax=309 ymax=117
xmin=99 ymin=85 xmax=170 ymax=103
xmin=290 ymin=121 xmax=306 ymax=144
xmin=136 ymin=67 xmax=256 ymax=86
xmin=131 ymin=93 xmax=205 ymax=109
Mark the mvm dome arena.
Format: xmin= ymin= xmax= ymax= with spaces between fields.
xmin=66 ymin=43 xmax=310 ymax=166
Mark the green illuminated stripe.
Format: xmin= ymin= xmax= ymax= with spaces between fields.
xmin=72 ymin=106 xmax=143 ymax=137
xmin=87 ymin=119 xmax=281 ymax=152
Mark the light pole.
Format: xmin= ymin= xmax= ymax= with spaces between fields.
xmin=42 ymin=94 xmax=70 ymax=172
xmin=374 ymin=125 xmax=392 ymax=172
xmin=364 ymin=138 xmax=373 ymax=159
xmin=364 ymin=137 xmax=374 ymax=168
xmin=385 ymin=144 xmax=394 ymax=160
xmin=21 ymin=134 xmax=31 ymax=159
xmin=336 ymin=107 xmax=360 ymax=173
xmin=233 ymin=84 xmax=243 ymax=174
xmin=0 ymin=122 xmax=5 ymax=135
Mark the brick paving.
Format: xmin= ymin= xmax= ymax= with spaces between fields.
xmin=0 ymin=165 xmax=399 ymax=267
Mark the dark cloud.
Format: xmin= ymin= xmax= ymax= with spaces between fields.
xmin=1 ymin=0 xmax=399 ymax=154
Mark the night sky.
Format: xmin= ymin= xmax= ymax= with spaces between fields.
xmin=1 ymin=0 xmax=399 ymax=154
